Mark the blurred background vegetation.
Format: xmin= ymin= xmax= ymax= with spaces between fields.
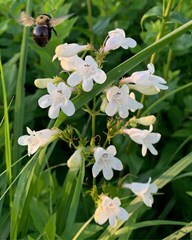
xmin=0 ymin=0 xmax=192 ymax=239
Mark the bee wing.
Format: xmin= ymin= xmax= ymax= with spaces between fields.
xmin=19 ymin=11 xmax=35 ymax=27
xmin=50 ymin=13 xmax=74 ymax=26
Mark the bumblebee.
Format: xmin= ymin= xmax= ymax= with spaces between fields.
xmin=19 ymin=11 xmax=70 ymax=47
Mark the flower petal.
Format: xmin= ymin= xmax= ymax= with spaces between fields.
xmin=106 ymin=145 xmax=117 ymax=156
xmin=105 ymin=101 xmax=117 ymax=116
xmin=38 ymin=95 xmax=52 ymax=108
xmin=118 ymin=207 xmax=129 ymax=221
xmin=82 ymin=78 xmax=94 ymax=92
xmin=109 ymin=216 xmax=117 ymax=227
xmin=61 ymin=100 xmax=75 ymax=116
xmin=67 ymin=72 xmax=82 ymax=87
xmin=18 ymin=135 xmax=30 ymax=146
xmin=92 ymin=161 xmax=103 ymax=178
xmin=110 ymin=157 xmax=123 ymax=171
xmin=48 ymin=104 xmax=60 ymax=119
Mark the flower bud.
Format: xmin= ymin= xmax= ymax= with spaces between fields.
xmin=67 ymin=147 xmax=83 ymax=172
xmin=100 ymin=96 xmax=108 ymax=113
xmin=135 ymin=115 xmax=156 ymax=126
xmin=34 ymin=77 xmax=62 ymax=89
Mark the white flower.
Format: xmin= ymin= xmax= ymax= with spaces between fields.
xmin=123 ymin=177 xmax=158 ymax=207
xmin=92 ymin=145 xmax=123 ymax=180
xmin=34 ymin=77 xmax=61 ymax=89
xmin=105 ymin=84 xmax=143 ymax=119
xmin=67 ymin=55 xmax=107 ymax=92
xmin=129 ymin=115 xmax=156 ymax=127
xmin=60 ymin=55 xmax=84 ymax=71
xmin=67 ymin=147 xmax=83 ymax=172
xmin=122 ymin=125 xmax=161 ymax=156
xmin=38 ymin=82 xmax=75 ymax=119
xmin=94 ymin=195 xmax=129 ymax=227
xmin=52 ymin=43 xmax=88 ymax=61
xmin=104 ymin=28 xmax=137 ymax=52
xmin=121 ymin=63 xmax=168 ymax=95
xmin=18 ymin=127 xmax=60 ymax=156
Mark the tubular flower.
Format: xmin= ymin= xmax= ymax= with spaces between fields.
xmin=67 ymin=147 xmax=83 ymax=172
xmin=123 ymin=177 xmax=158 ymax=207
xmin=122 ymin=125 xmax=161 ymax=156
xmin=67 ymin=55 xmax=107 ymax=92
xmin=60 ymin=55 xmax=84 ymax=72
xmin=94 ymin=195 xmax=129 ymax=227
xmin=92 ymin=145 xmax=123 ymax=180
xmin=105 ymin=84 xmax=143 ymax=119
xmin=104 ymin=28 xmax=137 ymax=52
xmin=52 ymin=43 xmax=89 ymax=61
xmin=18 ymin=127 xmax=61 ymax=156
xmin=38 ymin=82 xmax=75 ymax=119
xmin=121 ymin=63 xmax=168 ymax=95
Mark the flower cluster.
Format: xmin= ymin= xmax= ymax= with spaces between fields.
xmin=17 ymin=27 xmax=168 ymax=228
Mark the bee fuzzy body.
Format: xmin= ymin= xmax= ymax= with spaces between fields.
xmin=19 ymin=11 xmax=71 ymax=47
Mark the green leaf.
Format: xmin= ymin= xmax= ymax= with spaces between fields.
xmin=62 ymin=159 xmax=85 ymax=238
xmin=30 ymin=197 xmax=49 ymax=233
xmin=44 ymin=213 xmax=56 ymax=240
xmin=140 ymin=6 xmax=162 ymax=31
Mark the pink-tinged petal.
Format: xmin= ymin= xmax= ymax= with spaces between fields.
xmin=121 ymin=37 xmax=137 ymax=49
xmin=67 ymin=72 xmax=82 ymax=87
xmin=109 ymin=216 xmax=117 ymax=227
xmin=82 ymin=79 xmax=93 ymax=92
xmin=105 ymin=101 xmax=117 ymax=117
xmin=61 ymin=100 xmax=75 ymax=116
xmin=47 ymin=82 xmax=57 ymax=94
xmin=38 ymin=95 xmax=52 ymax=108
xmin=92 ymin=161 xmax=103 ymax=178
xmin=103 ymin=166 xmax=113 ymax=180
xmin=60 ymin=55 xmax=84 ymax=71
xmin=110 ymin=157 xmax=123 ymax=171
xmin=118 ymin=207 xmax=129 ymax=221
xmin=18 ymin=135 xmax=30 ymax=146
xmin=94 ymin=147 xmax=105 ymax=161
xmin=28 ymin=144 xmax=39 ymax=156
xmin=48 ymin=104 xmax=60 ymax=119
xmin=113 ymin=197 xmax=121 ymax=206
xmin=93 ymin=70 xmax=107 ymax=84
xmin=95 ymin=208 xmax=109 ymax=225
xmin=106 ymin=145 xmax=117 ymax=156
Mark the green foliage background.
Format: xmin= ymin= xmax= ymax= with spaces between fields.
xmin=0 ymin=0 xmax=192 ymax=239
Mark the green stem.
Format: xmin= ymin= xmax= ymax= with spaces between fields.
xmin=150 ymin=0 xmax=173 ymax=63
xmin=12 ymin=0 xmax=32 ymax=166
xmin=87 ymin=0 xmax=93 ymax=43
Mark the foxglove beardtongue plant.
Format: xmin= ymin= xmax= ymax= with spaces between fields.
xmin=67 ymin=55 xmax=107 ymax=92
xmin=52 ymin=43 xmax=89 ymax=61
xmin=18 ymin=127 xmax=61 ymax=156
xmin=121 ymin=63 xmax=168 ymax=95
xmin=92 ymin=145 xmax=123 ymax=180
xmin=123 ymin=177 xmax=158 ymax=207
xmin=103 ymin=28 xmax=137 ymax=52
xmin=122 ymin=125 xmax=161 ymax=156
xmin=94 ymin=195 xmax=129 ymax=227
xmin=105 ymin=84 xmax=143 ymax=118
xmin=38 ymin=82 xmax=75 ymax=119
